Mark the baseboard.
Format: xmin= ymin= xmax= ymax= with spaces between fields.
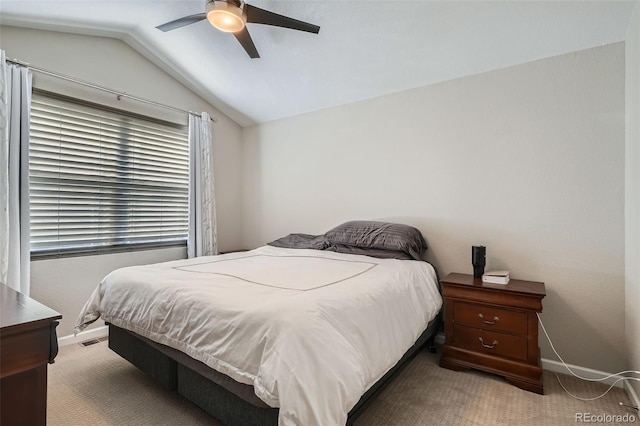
xmin=58 ymin=325 xmax=109 ymax=347
xmin=540 ymin=359 xmax=628 ymax=388
xmin=626 ymin=381 xmax=640 ymax=408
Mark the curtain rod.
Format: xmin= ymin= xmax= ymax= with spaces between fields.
xmin=5 ymin=57 xmax=216 ymax=123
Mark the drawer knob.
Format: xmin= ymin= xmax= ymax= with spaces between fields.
xmin=478 ymin=313 xmax=499 ymax=325
xmin=478 ymin=337 xmax=498 ymax=349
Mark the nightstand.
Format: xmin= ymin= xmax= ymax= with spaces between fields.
xmin=439 ymin=273 xmax=546 ymax=394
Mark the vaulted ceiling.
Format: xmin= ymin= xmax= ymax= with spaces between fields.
xmin=0 ymin=1 xmax=635 ymax=126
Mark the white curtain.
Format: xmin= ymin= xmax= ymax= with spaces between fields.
xmin=0 ymin=50 xmax=32 ymax=295
xmin=187 ymin=112 xmax=217 ymax=258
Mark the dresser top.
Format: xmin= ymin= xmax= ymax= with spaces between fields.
xmin=0 ymin=284 xmax=61 ymax=331
xmin=441 ymin=273 xmax=546 ymax=297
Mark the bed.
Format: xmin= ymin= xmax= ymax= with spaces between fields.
xmin=76 ymin=221 xmax=443 ymax=426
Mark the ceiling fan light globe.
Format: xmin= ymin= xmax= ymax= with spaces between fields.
xmin=206 ymin=1 xmax=246 ymax=33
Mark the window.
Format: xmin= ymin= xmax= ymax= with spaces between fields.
xmin=29 ymin=90 xmax=189 ymax=258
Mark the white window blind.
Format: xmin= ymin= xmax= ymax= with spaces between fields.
xmin=29 ymin=90 xmax=189 ymax=258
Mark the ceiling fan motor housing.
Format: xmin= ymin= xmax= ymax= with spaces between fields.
xmin=206 ymin=0 xmax=244 ymax=12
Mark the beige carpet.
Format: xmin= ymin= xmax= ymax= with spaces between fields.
xmin=48 ymin=341 xmax=636 ymax=425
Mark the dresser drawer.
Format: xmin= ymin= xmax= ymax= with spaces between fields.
xmin=453 ymin=324 xmax=528 ymax=361
xmin=453 ymin=301 xmax=528 ymax=335
xmin=0 ymin=327 xmax=52 ymax=378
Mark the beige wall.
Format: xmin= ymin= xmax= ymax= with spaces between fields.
xmin=0 ymin=26 xmax=244 ymax=336
xmin=0 ymin=25 xmax=630 ymax=376
xmin=625 ymin=2 xmax=640 ymax=400
xmin=242 ymin=43 xmax=626 ymax=373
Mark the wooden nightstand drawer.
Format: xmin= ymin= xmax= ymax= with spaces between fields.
xmin=453 ymin=302 xmax=528 ymax=335
xmin=453 ymin=324 xmax=528 ymax=361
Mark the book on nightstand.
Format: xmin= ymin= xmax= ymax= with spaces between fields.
xmin=482 ymin=270 xmax=510 ymax=284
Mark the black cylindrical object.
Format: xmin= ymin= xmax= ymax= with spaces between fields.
xmin=472 ymin=245 xmax=486 ymax=278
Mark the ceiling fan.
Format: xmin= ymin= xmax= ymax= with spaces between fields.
xmin=156 ymin=0 xmax=320 ymax=59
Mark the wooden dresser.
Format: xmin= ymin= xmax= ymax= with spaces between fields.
xmin=1 ymin=284 xmax=62 ymax=425
xmin=439 ymin=273 xmax=545 ymax=394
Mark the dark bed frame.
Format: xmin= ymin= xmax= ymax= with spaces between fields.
xmin=107 ymin=314 xmax=441 ymax=426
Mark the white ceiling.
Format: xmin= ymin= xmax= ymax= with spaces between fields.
xmin=0 ymin=1 xmax=636 ymax=126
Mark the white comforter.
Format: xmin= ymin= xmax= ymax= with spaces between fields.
xmin=75 ymin=246 xmax=442 ymax=426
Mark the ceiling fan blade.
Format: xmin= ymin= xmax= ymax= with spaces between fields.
xmin=233 ymin=27 xmax=260 ymax=58
xmin=245 ymin=4 xmax=320 ymax=34
xmin=156 ymin=13 xmax=207 ymax=32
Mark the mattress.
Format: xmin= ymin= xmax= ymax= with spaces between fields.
xmin=76 ymin=246 xmax=442 ymax=426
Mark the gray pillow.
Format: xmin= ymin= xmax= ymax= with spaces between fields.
xmin=325 ymin=244 xmax=414 ymax=260
xmin=324 ymin=221 xmax=427 ymax=261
